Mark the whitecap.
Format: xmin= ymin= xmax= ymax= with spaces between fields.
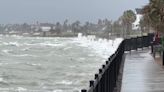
xmin=0 ymin=77 xmax=3 ymax=82
xmin=0 ymin=63 xmax=3 ymax=66
xmin=0 ymin=62 xmax=9 ymax=66
xmin=69 ymin=65 xmax=76 ymax=68
xmin=79 ymin=58 xmax=85 ymax=61
xmin=2 ymin=42 xmax=21 ymax=47
xmin=8 ymin=42 xmax=21 ymax=47
xmin=13 ymin=54 xmax=29 ymax=57
xmin=22 ymin=43 xmax=35 ymax=46
xmin=21 ymin=48 xmax=30 ymax=51
xmin=0 ymin=34 xmax=3 ymax=37
xmin=25 ymin=63 xmax=41 ymax=66
xmin=88 ymin=54 xmax=94 ymax=57
xmin=66 ymin=73 xmax=87 ymax=77
xmin=10 ymin=35 xmax=23 ymax=38
xmin=0 ymin=88 xmax=11 ymax=91
xmin=63 ymin=47 xmax=72 ymax=50
xmin=31 ymin=63 xmax=41 ymax=66
xmin=16 ymin=87 xmax=27 ymax=92
xmin=2 ymin=49 xmax=12 ymax=54
xmin=53 ymin=89 xmax=63 ymax=92
xmin=25 ymin=42 xmax=64 ymax=47
xmin=74 ymin=34 xmax=123 ymax=59
xmin=13 ymin=54 xmax=37 ymax=57
xmin=0 ymin=77 xmax=9 ymax=86
xmin=55 ymin=80 xmax=73 ymax=85
xmin=39 ymin=43 xmax=63 ymax=47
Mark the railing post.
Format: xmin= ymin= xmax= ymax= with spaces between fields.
xmin=163 ymin=51 xmax=164 ymax=66
xmin=142 ymin=36 xmax=144 ymax=50
xmin=135 ymin=37 xmax=137 ymax=51
xmin=99 ymin=69 xmax=103 ymax=92
xmin=90 ymin=80 xmax=94 ymax=87
xmin=94 ymin=74 xmax=99 ymax=92
xmin=95 ymin=74 xmax=99 ymax=79
xmin=151 ymin=42 xmax=154 ymax=54
xmin=105 ymin=61 xmax=109 ymax=92
xmin=130 ymin=38 xmax=132 ymax=51
xmin=102 ymin=64 xmax=108 ymax=92
xmin=135 ymin=37 xmax=137 ymax=49
xmin=81 ymin=89 xmax=87 ymax=92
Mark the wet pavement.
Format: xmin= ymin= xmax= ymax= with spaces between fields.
xmin=121 ymin=50 xmax=164 ymax=92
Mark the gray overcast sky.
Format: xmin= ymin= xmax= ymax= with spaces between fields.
xmin=0 ymin=0 xmax=148 ymax=24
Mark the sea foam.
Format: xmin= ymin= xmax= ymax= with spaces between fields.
xmin=74 ymin=33 xmax=123 ymax=59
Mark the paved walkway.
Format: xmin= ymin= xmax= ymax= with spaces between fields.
xmin=121 ymin=50 xmax=164 ymax=92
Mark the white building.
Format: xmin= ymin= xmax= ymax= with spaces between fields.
xmin=41 ymin=27 xmax=51 ymax=32
xmin=132 ymin=8 xmax=143 ymax=30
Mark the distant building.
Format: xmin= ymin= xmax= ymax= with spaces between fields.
xmin=135 ymin=8 xmax=142 ymax=14
xmin=41 ymin=27 xmax=51 ymax=32
xmin=132 ymin=8 xmax=143 ymax=30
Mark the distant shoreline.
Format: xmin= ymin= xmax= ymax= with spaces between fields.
xmin=0 ymin=32 xmax=112 ymax=39
xmin=0 ymin=33 xmax=78 ymax=38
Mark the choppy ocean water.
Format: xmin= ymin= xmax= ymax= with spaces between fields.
xmin=0 ymin=35 xmax=122 ymax=92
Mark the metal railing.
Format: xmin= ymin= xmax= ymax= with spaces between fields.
xmin=124 ymin=33 xmax=154 ymax=51
xmin=81 ymin=33 xmax=154 ymax=92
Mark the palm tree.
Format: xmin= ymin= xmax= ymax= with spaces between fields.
xmin=83 ymin=21 xmax=90 ymax=35
xmin=142 ymin=0 xmax=164 ymax=33
xmin=55 ymin=22 xmax=62 ymax=35
xmin=63 ymin=19 xmax=68 ymax=32
xmin=71 ymin=20 xmax=81 ymax=34
xmin=142 ymin=5 xmax=151 ymax=29
xmin=121 ymin=10 xmax=136 ymax=37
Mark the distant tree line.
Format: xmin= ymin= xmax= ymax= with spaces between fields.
xmin=0 ymin=10 xmax=139 ymax=38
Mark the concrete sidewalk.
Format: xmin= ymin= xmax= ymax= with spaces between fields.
xmin=121 ymin=50 xmax=164 ymax=92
